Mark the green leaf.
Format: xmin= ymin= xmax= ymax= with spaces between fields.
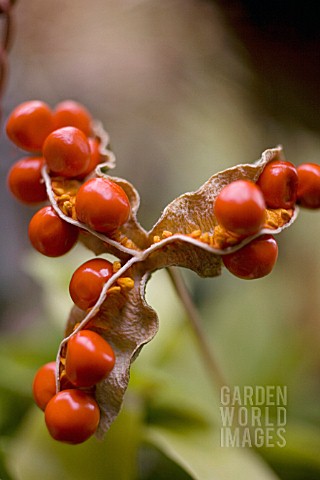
xmin=144 ymin=424 xmax=280 ymax=480
xmin=260 ymin=421 xmax=320 ymax=474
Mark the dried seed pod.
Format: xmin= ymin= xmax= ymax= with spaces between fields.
xmin=49 ymin=146 xmax=299 ymax=438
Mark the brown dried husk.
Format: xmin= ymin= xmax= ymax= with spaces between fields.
xmin=45 ymin=145 xmax=298 ymax=438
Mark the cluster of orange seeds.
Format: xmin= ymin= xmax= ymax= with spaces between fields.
xmin=5 ymin=100 xmax=137 ymax=443
xmin=51 ymin=179 xmax=81 ymax=220
xmin=6 ymin=99 xmax=132 ymax=257
xmin=151 ymin=161 xmax=299 ymax=280
xmin=31 ymin=255 xmax=135 ymax=444
xmin=152 ymin=206 xmax=294 ymax=251
xmin=51 ymin=177 xmax=137 ymax=250
xmin=7 ymin=97 xmax=320 ymax=445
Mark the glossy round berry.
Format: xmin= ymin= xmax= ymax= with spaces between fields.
xmin=32 ymin=362 xmax=56 ymax=411
xmin=214 ymin=180 xmax=266 ymax=236
xmin=296 ymin=163 xmax=320 ymax=209
xmin=53 ymin=100 xmax=92 ymax=136
xmin=7 ymin=156 xmax=47 ymax=204
xmin=69 ymin=258 xmax=113 ymax=310
xmin=45 ymin=389 xmax=100 ymax=444
xmin=222 ymin=234 xmax=278 ymax=280
xmin=43 ymin=126 xmax=91 ymax=178
xmin=75 ymin=177 xmax=131 ymax=234
xmin=6 ymin=100 xmax=54 ymax=152
xmin=76 ymin=137 xmax=101 ymax=179
xmin=28 ymin=206 xmax=79 ymax=257
xmin=65 ymin=330 xmax=115 ymax=388
xmin=257 ymin=160 xmax=298 ymax=209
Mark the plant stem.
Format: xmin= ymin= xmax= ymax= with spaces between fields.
xmin=166 ymin=266 xmax=228 ymax=394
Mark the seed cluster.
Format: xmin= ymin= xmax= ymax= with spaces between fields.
xmin=51 ymin=179 xmax=81 ymax=219
xmin=6 ymin=100 xmax=131 ymax=257
xmin=214 ymin=161 xmax=318 ymax=279
xmin=6 ymin=100 xmax=134 ymax=444
xmin=152 ymin=207 xmax=293 ymax=251
xmin=6 ymin=100 xmax=320 ymax=443
xmin=151 ymin=160 xmax=319 ymax=280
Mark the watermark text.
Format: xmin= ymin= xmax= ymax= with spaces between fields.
xmin=220 ymin=385 xmax=287 ymax=447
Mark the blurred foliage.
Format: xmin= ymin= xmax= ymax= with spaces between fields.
xmin=1 ymin=0 xmax=320 ymax=479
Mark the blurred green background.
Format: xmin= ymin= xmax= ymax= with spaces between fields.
xmin=1 ymin=1 xmax=320 ymax=479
